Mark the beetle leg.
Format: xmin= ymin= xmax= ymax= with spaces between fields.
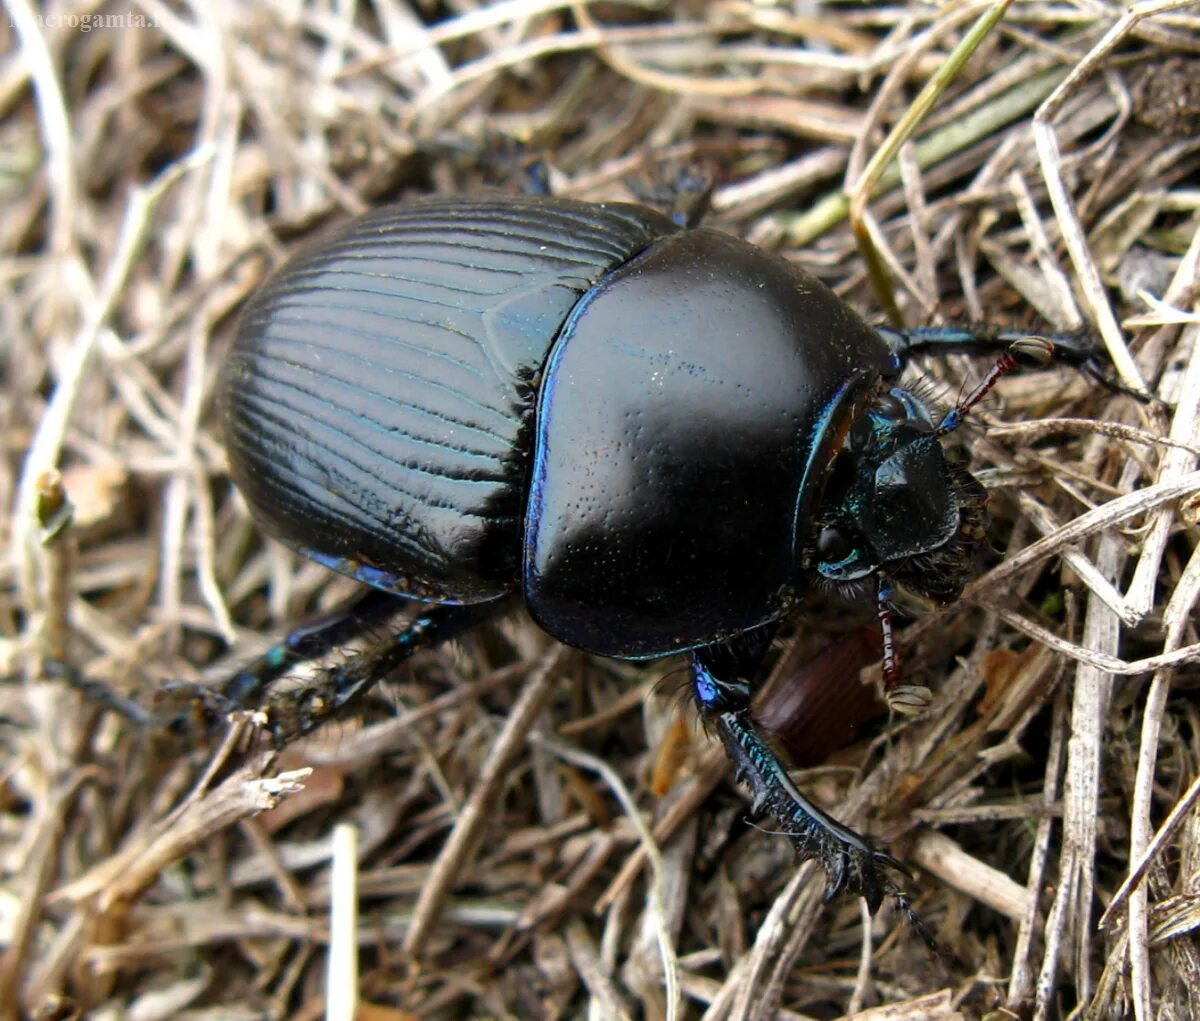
xmin=221 ymin=588 xmax=408 ymax=707
xmin=622 ymin=164 xmax=714 ymax=228
xmin=518 ymin=157 xmax=553 ymax=197
xmin=876 ymin=323 xmax=1095 ymax=365
xmin=45 ymin=658 xmax=159 ymax=727
xmin=875 ymin=323 xmax=1150 ymax=400
xmin=690 ymin=644 xmax=899 ymax=913
xmin=211 ymin=599 xmax=504 ymax=745
xmin=669 ymin=165 xmax=714 ymax=228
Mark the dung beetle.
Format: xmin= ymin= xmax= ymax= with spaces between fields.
xmin=216 ymin=194 xmax=1111 ymax=916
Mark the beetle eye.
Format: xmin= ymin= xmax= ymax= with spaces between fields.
xmin=873 ymin=389 xmax=935 ymax=430
xmin=873 ymin=393 xmax=907 ymax=422
xmin=848 ymin=389 xmax=933 ymax=454
xmin=817 ymin=527 xmax=852 ymax=563
xmin=815 ymin=526 xmax=877 ymax=581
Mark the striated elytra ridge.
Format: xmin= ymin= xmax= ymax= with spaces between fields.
xmin=221 ymin=197 xmax=678 ymax=601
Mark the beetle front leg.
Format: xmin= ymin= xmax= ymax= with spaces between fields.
xmin=690 ymin=644 xmax=900 ymax=913
xmin=875 ymin=323 xmax=1097 ymax=366
xmin=875 ymin=323 xmax=1148 ymax=399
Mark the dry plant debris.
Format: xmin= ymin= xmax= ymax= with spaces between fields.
xmin=2 ymin=2 xmax=1200 ymax=1019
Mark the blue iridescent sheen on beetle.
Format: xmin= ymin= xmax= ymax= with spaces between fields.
xmin=217 ymin=194 xmax=1108 ymax=917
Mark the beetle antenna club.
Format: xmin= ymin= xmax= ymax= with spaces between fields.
xmin=207 ymin=195 xmax=1120 ymax=928
xmin=935 ymin=337 xmax=1053 ymax=434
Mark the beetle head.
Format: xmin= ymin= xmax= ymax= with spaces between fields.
xmin=813 ymin=388 xmax=988 ymax=604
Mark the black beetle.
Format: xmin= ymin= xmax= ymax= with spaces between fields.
xmin=215 ymin=194 xmax=1107 ymax=915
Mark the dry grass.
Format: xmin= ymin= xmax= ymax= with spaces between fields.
xmin=3 ymin=2 xmax=1200 ymax=1019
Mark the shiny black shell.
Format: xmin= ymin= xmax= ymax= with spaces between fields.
xmin=524 ymin=227 xmax=896 ymax=656
xmin=221 ymin=198 xmax=677 ymax=602
xmin=221 ymin=196 xmax=898 ymax=658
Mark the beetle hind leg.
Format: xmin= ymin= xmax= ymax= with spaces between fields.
xmin=241 ymin=600 xmax=502 ymax=744
xmin=690 ymin=642 xmax=898 ymax=914
xmin=220 ymin=588 xmax=406 ymax=707
xmin=172 ymin=596 xmax=505 ymax=745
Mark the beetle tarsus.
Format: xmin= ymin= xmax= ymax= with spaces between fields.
xmin=47 ymin=658 xmax=160 ymax=728
xmin=885 ymin=882 xmax=943 ymax=955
